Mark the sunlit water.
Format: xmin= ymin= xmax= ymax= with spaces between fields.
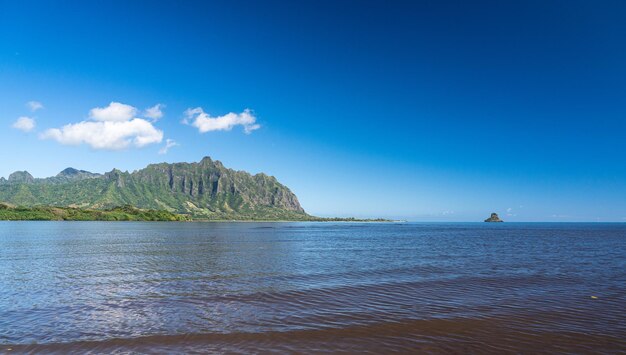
xmin=1 ymin=222 xmax=625 ymax=353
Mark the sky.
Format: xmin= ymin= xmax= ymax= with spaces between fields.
xmin=1 ymin=0 xmax=626 ymax=221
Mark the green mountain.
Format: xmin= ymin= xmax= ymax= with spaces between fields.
xmin=0 ymin=157 xmax=309 ymax=220
xmin=0 ymin=204 xmax=190 ymax=221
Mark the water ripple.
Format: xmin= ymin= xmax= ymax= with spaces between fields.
xmin=1 ymin=221 xmax=625 ymax=353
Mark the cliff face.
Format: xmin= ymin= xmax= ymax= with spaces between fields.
xmin=0 ymin=157 xmax=307 ymax=219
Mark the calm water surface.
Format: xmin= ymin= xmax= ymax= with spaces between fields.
xmin=1 ymin=222 xmax=625 ymax=353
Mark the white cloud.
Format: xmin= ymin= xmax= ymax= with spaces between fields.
xmin=89 ymin=102 xmax=138 ymax=122
xmin=184 ymin=107 xmax=260 ymax=134
xmin=158 ymin=139 xmax=179 ymax=154
xmin=144 ymin=104 xmax=165 ymax=121
xmin=42 ymin=120 xmax=163 ymax=150
xmin=41 ymin=102 xmax=163 ymax=150
xmin=506 ymin=207 xmax=513 ymax=213
xmin=12 ymin=116 xmax=36 ymax=132
xmin=27 ymin=101 xmax=44 ymax=112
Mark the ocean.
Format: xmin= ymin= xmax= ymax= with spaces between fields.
xmin=1 ymin=222 xmax=625 ymax=353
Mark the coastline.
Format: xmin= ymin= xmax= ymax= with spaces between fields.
xmin=0 ymin=204 xmax=396 ymax=222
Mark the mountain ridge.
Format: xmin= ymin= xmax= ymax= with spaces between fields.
xmin=0 ymin=156 xmax=308 ymax=220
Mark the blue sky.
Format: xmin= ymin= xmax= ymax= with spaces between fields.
xmin=1 ymin=0 xmax=626 ymax=221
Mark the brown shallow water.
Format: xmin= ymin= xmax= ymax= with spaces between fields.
xmin=1 ymin=222 xmax=625 ymax=353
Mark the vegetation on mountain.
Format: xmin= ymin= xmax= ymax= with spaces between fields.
xmin=0 ymin=204 xmax=189 ymax=221
xmin=0 ymin=157 xmax=307 ymax=220
xmin=0 ymin=157 xmax=393 ymax=222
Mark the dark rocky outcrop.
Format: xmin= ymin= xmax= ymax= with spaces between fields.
xmin=484 ymin=213 xmax=503 ymax=222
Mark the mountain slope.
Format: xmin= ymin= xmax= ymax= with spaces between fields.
xmin=0 ymin=157 xmax=308 ymax=220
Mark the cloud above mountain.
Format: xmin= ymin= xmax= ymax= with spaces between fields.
xmin=12 ymin=116 xmax=36 ymax=132
xmin=158 ymin=138 xmax=178 ymax=154
xmin=27 ymin=101 xmax=44 ymax=112
xmin=89 ymin=102 xmax=138 ymax=122
xmin=144 ymin=104 xmax=165 ymax=121
xmin=41 ymin=102 xmax=163 ymax=150
xmin=183 ymin=108 xmax=260 ymax=134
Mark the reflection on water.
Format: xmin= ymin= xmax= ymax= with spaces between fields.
xmin=1 ymin=222 xmax=625 ymax=353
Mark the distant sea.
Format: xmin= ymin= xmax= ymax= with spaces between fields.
xmin=1 ymin=222 xmax=625 ymax=353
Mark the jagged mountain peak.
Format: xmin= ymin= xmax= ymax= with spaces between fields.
xmin=57 ymin=167 xmax=95 ymax=176
xmin=56 ymin=167 xmax=101 ymax=181
xmin=0 ymin=156 xmax=306 ymax=219
xmin=8 ymin=171 xmax=34 ymax=183
xmin=58 ymin=167 xmax=80 ymax=176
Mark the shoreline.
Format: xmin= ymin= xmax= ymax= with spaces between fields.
xmin=0 ymin=218 xmax=402 ymax=223
xmin=0 ymin=204 xmax=396 ymax=223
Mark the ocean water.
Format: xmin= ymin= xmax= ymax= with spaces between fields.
xmin=0 ymin=222 xmax=625 ymax=353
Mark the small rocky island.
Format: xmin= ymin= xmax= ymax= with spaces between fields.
xmin=484 ymin=212 xmax=503 ymax=222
